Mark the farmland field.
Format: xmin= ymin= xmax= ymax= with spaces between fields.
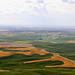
xmin=0 ymin=28 xmax=75 ymax=75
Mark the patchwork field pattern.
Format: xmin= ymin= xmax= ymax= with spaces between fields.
xmin=0 ymin=28 xmax=75 ymax=75
xmin=0 ymin=42 xmax=75 ymax=68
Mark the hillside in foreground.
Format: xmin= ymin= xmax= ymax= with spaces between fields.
xmin=0 ymin=42 xmax=75 ymax=75
xmin=0 ymin=28 xmax=75 ymax=75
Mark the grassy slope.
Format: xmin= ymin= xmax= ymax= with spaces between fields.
xmin=0 ymin=68 xmax=74 ymax=75
xmin=0 ymin=31 xmax=75 ymax=75
xmin=0 ymin=55 xmax=75 ymax=75
xmin=0 ymin=54 xmax=68 ymax=75
xmin=0 ymin=46 xmax=75 ymax=75
xmin=33 ymin=42 xmax=75 ymax=60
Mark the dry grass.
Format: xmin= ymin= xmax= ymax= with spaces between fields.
xmin=5 ymin=47 xmax=49 ymax=55
xmin=45 ymin=53 xmax=75 ymax=68
xmin=24 ymin=53 xmax=75 ymax=67
xmin=0 ymin=46 xmax=49 ymax=57
xmin=0 ymin=70 xmax=10 ymax=72
xmin=68 ymin=40 xmax=75 ymax=43
xmin=0 ymin=52 xmax=14 ymax=57
xmin=23 ymin=57 xmax=51 ymax=64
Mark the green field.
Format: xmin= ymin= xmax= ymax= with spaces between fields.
xmin=0 ymin=28 xmax=75 ymax=43
xmin=0 ymin=54 xmax=75 ymax=75
xmin=33 ymin=42 xmax=75 ymax=60
xmin=0 ymin=28 xmax=75 ymax=75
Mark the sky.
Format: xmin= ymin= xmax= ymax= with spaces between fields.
xmin=0 ymin=0 xmax=75 ymax=28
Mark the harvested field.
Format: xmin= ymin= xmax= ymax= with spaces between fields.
xmin=0 ymin=51 xmax=49 ymax=57
xmin=15 ymin=52 xmax=32 ymax=56
xmin=23 ymin=58 xmax=52 ymax=64
xmin=0 ymin=42 xmax=75 ymax=68
xmin=45 ymin=53 xmax=75 ymax=68
xmin=0 ymin=70 xmax=10 ymax=72
xmin=0 ymin=44 xmax=49 ymax=57
xmin=68 ymin=40 xmax=75 ymax=43
xmin=0 ymin=52 xmax=14 ymax=57
xmin=24 ymin=53 xmax=75 ymax=67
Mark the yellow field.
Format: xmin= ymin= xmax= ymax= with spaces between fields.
xmin=0 ymin=46 xmax=49 ymax=57
xmin=68 ymin=40 xmax=75 ymax=43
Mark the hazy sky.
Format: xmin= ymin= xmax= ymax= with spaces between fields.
xmin=0 ymin=0 xmax=75 ymax=28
